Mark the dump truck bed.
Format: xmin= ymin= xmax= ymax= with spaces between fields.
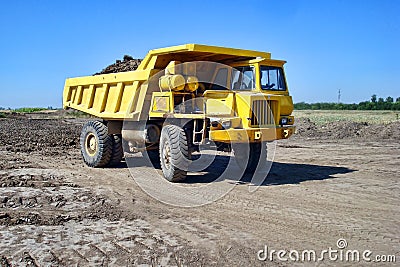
xmin=63 ymin=70 xmax=157 ymax=120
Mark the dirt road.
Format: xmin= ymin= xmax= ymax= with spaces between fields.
xmin=0 ymin=116 xmax=399 ymax=266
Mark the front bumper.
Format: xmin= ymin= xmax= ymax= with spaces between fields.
xmin=209 ymin=126 xmax=295 ymax=143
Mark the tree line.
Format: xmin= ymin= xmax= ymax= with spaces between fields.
xmin=295 ymin=95 xmax=400 ymax=110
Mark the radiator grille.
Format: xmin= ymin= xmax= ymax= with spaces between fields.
xmin=251 ymin=100 xmax=276 ymax=126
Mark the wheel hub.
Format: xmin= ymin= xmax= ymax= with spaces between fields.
xmin=162 ymin=141 xmax=171 ymax=170
xmin=85 ymin=133 xmax=98 ymax=156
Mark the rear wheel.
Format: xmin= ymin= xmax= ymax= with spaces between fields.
xmin=80 ymin=121 xmax=112 ymax=167
xmin=234 ymin=142 xmax=267 ymax=173
xmin=159 ymin=125 xmax=190 ymax=182
xmin=109 ymin=134 xmax=123 ymax=166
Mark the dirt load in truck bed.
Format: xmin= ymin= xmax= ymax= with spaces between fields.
xmin=0 ymin=114 xmax=398 ymax=265
xmin=94 ymin=55 xmax=142 ymax=75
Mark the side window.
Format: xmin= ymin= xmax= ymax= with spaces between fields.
xmin=231 ymin=66 xmax=255 ymax=90
xmin=260 ymin=67 xmax=286 ymax=90
xmin=242 ymin=68 xmax=255 ymax=89
xmin=211 ymin=68 xmax=228 ymax=90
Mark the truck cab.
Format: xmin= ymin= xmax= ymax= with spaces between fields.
xmin=208 ymin=58 xmax=294 ymax=129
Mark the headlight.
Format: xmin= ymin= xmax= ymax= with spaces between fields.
xmin=221 ymin=120 xmax=231 ymax=129
xmin=280 ymin=117 xmax=288 ymax=125
xmin=211 ymin=121 xmax=219 ymax=128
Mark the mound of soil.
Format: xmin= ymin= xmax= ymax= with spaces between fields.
xmin=294 ymin=118 xmax=321 ymax=138
xmin=295 ymin=118 xmax=400 ymax=140
xmin=358 ymin=121 xmax=400 ymax=139
xmin=0 ymin=118 xmax=83 ymax=153
xmin=94 ymin=55 xmax=142 ymax=75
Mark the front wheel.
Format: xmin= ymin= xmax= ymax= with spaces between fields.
xmin=80 ymin=121 xmax=113 ymax=167
xmin=159 ymin=125 xmax=190 ymax=182
xmin=109 ymin=134 xmax=123 ymax=166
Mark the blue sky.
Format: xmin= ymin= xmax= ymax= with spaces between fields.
xmin=0 ymin=0 xmax=399 ymax=108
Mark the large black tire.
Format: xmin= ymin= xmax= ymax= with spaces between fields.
xmin=80 ymin=121 xmax=112 ymax=167
xmin=109 ymin=134 xmax=123 ymax=166
xmin=233 ymin=142 xmax=267 ymax=173
xmin=159 ymin=125 xmax=190 ymax=182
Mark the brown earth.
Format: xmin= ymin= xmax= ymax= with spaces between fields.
xmin=0 ymin=115 xmax=399 ymax=266
xmin=94 ymin=55 xmax=142 ymax=75
xmin=294 ymin=117 xmax=400 ymax=140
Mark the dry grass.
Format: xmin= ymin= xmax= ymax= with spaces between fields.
xmin=293 ymin=110 xmax=400 ymax=125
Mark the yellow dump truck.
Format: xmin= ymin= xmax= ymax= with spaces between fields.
xmin=63 ymin=44 xmax=295 ymax=182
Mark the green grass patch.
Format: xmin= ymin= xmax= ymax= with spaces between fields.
xmin=68 ymin=110 xmax=91 ymax=118
xmin=293 ymin=110 xmax=400 ymax=125
xmin=0 ymin=112 xmax=5 ymax=118
xmin=13 ymin=107 xmax=47 ymax=113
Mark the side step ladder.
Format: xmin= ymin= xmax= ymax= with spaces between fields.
xmin=193 ymin=119 xmax=206 ymax=145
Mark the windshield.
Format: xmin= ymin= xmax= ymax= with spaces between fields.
xmin=231 ymin=66 xmax=255 ymax=90
xmin=260 ymin=66 xmax=286 ymax=91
